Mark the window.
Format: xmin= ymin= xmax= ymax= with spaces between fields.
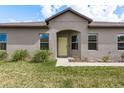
xmin=88 ymin=33 xmax=97 ymax=50
xmin=40 ymin=34 xmax=49 ymax=50
xmin=118 ymin=34 xmax=124 ymax=50
xmin=0 ymin=34 xmax=7 ymax=50
xmin=71 ymin=35 xmax=79 ymax=50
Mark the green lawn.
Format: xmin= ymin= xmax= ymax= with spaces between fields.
xmin=0 ymin=61 xmax=124 ymax=88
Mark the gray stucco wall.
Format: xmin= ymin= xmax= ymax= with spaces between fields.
xmin=0 ymin=11 xmax=89 ymax=59
xmin=47 ymin=11 xmax=124 ymax=61
xmin=0 ymin=28 xmax=48 ymax=54
xmin=87 ymin=28 xmax=124 ymax=61
xmin=48 ymin=11 xmax=89 ymax=59
xmin=0 ymin=11 xmax=123 ymax=61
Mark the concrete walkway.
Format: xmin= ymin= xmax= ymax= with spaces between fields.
xmin=56 ymin=58 xmax=124 ymax=67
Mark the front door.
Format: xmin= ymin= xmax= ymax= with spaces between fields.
xmin=58 ymin=37 xmax=68 ymax=57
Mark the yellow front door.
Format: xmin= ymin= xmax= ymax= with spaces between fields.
xmin=58 ymin=37 xmax=68 ymax=57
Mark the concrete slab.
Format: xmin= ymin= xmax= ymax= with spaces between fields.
xmin=56 ymin=58 xmax=124 ymax=67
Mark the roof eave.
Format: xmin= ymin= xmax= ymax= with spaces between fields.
xmin=88 ymin=25 xmax=124 ymax=28
xmin=0 ymin=25 xmax=48 ymax=28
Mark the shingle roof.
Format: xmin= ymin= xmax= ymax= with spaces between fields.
xmin=88 ymin=22 xmax=124 ymax=28
xmin=45 ymin=7 xmax=93 ymax=23
xmin=0 ymin=22 xmax=48 ymax=28
xmin=1 ymin=8 xmax=124 ymax=28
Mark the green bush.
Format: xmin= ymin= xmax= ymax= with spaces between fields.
xmin=101 ymin=55 xmax=110 ymax=62
xmin=121 ymin=52 xmax=124 ymax=61
xmin=11 ymin=49 xmax=29 ymax=61
xmin=32 ymin=50 xmax=50 ymax=62
xmin=0 ymin=50 xmax=8 ymax=61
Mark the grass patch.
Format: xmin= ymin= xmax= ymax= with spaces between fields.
xmin=0 ymin=61 xmax=123 ymax=87
xmin=61 ymin=79 xmax=73 ymax=88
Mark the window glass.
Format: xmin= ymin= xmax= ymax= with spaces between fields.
xmin=40 ymin=43 xmax=49 ymax=50
xmin=118 ymin=43 xmax=124 ymax=50
xmin=40 ymin=34 xmax=49 ymax=50
xmin=71 ymin=35 xmax=78 ymax=50
xmin=72 ymin=35 xmax=78 ymax=43
xmin=89 ymin=35 xmax=97 ymax=42
xmin=88 ymin=33 xmax=97 ymax=50
xmin=40 ymin=34 xmax=49 ymax=42
xmin=0 ymin=34 xmax=7 ymax=50
xmin=0 ymin=34 xmax=7 ymax=42
xmin=72 ymin=43 xmax=78 ymax=50
xmin=118 ymin=34 xmax=124 ymax=50
xmin=88 ymin=43 xmax=97 ymax=50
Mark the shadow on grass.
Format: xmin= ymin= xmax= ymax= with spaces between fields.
xmin=28 ymin=59 xmax=57 ymax=66
xmin=60 ymin=79 xmax=73 ymax=88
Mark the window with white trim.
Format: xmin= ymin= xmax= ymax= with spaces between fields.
xmin=71 ymin=35 xmax=79 ymax=50
xmin=88 ymin=33 xmax=98 ymax=50
xmin=118 ymin=34 xmax=124 ymax=50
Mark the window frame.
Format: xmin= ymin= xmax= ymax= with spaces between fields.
xmin=88 ymin=33 xmax=98 ymax=50
xmin=39 ymin=33 xmax=49 ymax=50
xmin=118 ymin=33 xmax=124 ymax=50
xmin=71 ymin=35 xmax=79 ymax=50
xmin=0 ymin=33 xmax=7 ymax=50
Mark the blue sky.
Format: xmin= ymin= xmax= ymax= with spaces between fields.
xmin=114 ymin=5 xmax=124 ymax=17
xmin=0 ymin=5 xmax=124 ymax=23
xmin=0 ymin=5 xmax=42 ymax=22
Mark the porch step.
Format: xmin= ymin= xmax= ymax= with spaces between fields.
xmin=56 ymin=58 xmax=69 ymax=66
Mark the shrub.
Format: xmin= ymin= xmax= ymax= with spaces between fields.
xmin=0 ymin=50 xmax=8 ymax=61
xmin=11 ymin=49 xmax=29 ymax=61
xmin=121 ymin=52 xmax=124 ymax=61
xmin=32 ymin=50 xmax=50 ymax=63
xmin=101 ymin=55 xmax=110 ymax=62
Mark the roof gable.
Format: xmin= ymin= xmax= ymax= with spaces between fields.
xmin=45 ymin=8 xmax=93 ymax=23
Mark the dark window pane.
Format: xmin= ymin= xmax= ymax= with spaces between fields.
xmin=118 ymin=43 xmax=124 ymax=50
xmin=72 ymin=35 xmax=78 ymax=42
xmin=71 ymin=35 xmax=79 ymax=50
xmin=88 ymin=35 xmax=97 ymax=42
xmin=72 ymin=43 xmax=78 ymax=50
xmin=0 ymin=43 xmax=6 ymax=50
xmin=40 ymin=43 xmax=49 ymax=50
xmin=88 ymin=33 xmax=97 ymax=50
xmin=88 ymin=43 xmax=97 ymax=50
xmin=118 ymin=34 xmax=124 ymax=42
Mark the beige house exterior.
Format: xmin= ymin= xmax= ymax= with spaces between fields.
xmin=0 ymin=8 xmax=124 ymax=61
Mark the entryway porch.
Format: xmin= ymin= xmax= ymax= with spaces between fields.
xmin=57 ymin=30 xmax=81 ymax=59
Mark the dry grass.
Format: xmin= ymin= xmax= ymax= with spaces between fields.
xmin=0 ymin=61 xmax=123 ymax=87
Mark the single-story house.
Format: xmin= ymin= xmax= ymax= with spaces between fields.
xmin=0 ymin=7 xmax=124 ymax=61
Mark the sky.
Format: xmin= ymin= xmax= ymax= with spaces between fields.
xmin=0 ymin=5 xmax=124 ymax=23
